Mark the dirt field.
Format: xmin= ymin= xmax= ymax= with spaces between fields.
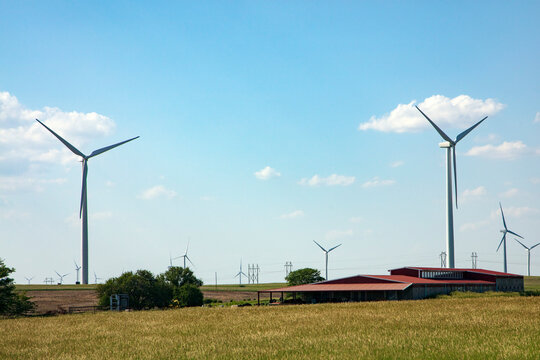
xmin=26 ymin=290 xmax=99 ymax=314
xmin=24 ymin=289 xmax=268 ymax=313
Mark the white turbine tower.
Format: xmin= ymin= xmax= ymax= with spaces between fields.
xmin=234 ymin=260 xmax=247 ymax=285
xmin=313 ymin=240 xmax=341 ymax=280
xmin=416 ymin=106 xmax=487 ymax=268
xmin=497 ymin=202 xmax=524 ymax=273
xmin=178 ymin=242 xmax=194 ymax=269
xmin=25 ymin=276 xmax=34 ymax=284
xmin=55 ymin=271 xmax=69 ymax=285
xmin=74 ymin=260 xmax=82 ymax=284
xmin=36 ymin=119 xmax=138 ymax=284
xmin=513 ymin=239 xmax=538 ymax=276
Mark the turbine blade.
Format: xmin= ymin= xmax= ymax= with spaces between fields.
xmin=186 ymin=255 xmax=194 ymax=267
xmin=79 ymin=161 xmax=88 ymax=218
xmin=313 ymin=240 xmax=326 ymax=252
xmin=88 ymin=136 xmax=139 ymax=158
xmin=234 ymin=273 xmax=240 ymax=278
xmin=514 ymin=238 xmax=528 ymax=250
xmin=455 ymin=117 xmax=488 ymax=143
xmin=499 ymin=202 xmax=507 ymax=230
xmin=530 ymin=242 xmax=540 ymax=250
xmin=328 ymin=244 xmax=342 ymax=252
xmin=453 ymin=146 xmax=458 ymax=209
xmin=55 ymin=270 xmax=61 ymax=277
xmin=415 ymin=106 xmax=452 ymax=143
xmin=35 ymin=119 xmax=86 ymax=158
xmin=185 ymin=240 xmax=190 ymax=255
xmin=496 ymin=233 xmax=505 ymax=252
xmin=507 ymin=230 xmax=524 ymax=239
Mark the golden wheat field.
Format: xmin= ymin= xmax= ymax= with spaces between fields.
xmin=2 ymin=295 xmax=540 ymax=359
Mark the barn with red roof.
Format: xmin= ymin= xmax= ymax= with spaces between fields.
xmin=258 ymin=267 xmax=524 ymax=304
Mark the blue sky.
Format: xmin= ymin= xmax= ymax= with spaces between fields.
xmin=1 ymin=1 xmax=539 ymax=284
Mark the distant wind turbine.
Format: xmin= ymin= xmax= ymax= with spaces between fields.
xmin=94 ymin=272 xmax=103 ymax=284
xmin=25 ymin=276 xmax=34 ymax=285
xmin=514 ymin=238 xmax=539 ymax=276
xmin=234 ymin=260 xmax=247 ymax=285
xmin=178 ymin=241 xmax=194 ymax=268
xmin=313 ymin=240 xmax=341 ymax=280
xmin=55 ymin=271 xmax=69 ymax=285
xmin=74 ymin=260 xmax=82 ymax=284
xmin=36 ymin=119 xmax=138 ymax=284
xmin=497 ymin=202 xmax=524 ymax=273
xmin=416 ymin=106 xmax=487 ymax=268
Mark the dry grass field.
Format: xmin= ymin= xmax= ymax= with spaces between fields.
xmin=2 ymin=295 xmax=539 ymax=359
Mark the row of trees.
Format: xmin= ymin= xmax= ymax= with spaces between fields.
xmin=97 ymin=266 xmax=203 ymax=310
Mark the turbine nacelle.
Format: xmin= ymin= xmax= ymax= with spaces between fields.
xmin=439 ymin=141 xmax=453 ymax=148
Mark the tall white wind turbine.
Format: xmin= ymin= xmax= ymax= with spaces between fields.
xmin=55 ymin=271 xmax=69 ymax=285
xmin=313 ymin=240 xmax=341 ymax=280
xmin=416 ymin=106 xmax=487 ymax=268
xmin=74 ymin=260 xmax=82 ymax=284
xmin=25 ymin=276 xmax=34 ymax=284
xmin=36 ymin=119 xmax=139 ymax=284
xmin=178 ymin=241 xmax=194 ymax=269
xmin=234 ymin=259 xmax=247 ymax=285
xmin=497 ymin=202 xmax=524 ymax=273
xmin=514 ymin=239 xmax=540 ymax=276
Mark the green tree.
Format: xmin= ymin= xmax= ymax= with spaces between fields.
xmin=285 ymin=268 xmax=324 ymax=286
xmin=160 ymin=266 xmax=203 ymax=287
xmin=0 ymin=259 xmax=35 ymax=316
xmin=174 ymin=283 xmax=203 ymax=307
xmin=97 ymin=270 xmax=173 ymax=310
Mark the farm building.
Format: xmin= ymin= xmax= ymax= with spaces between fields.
xmin=258 ymin=267 xmax=524 ymax=304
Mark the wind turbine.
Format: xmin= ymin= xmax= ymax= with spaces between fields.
xmin=55 ymin=271 xmax=69 ymax=285
xmin=514 ymin=239 xmax=539 ymax=276
xmin=234 ymin=260 xmax=247 ymax=285
xmin=94 ymin=272 xmax=103 ymax=284
xmin=497 ymin=202 xmax=524 ymax=273
xmin=25 ymin=276 xmax=34 ymax=284
xmin=313 ymin=240 xmax=341 ymax=280
xmin=178 ymin=242 xmax=194 ymax=269
xmin=36 ymin=119 xmax=139 ymax=284
xmin=416 ymin=106 xmax=487 ymax=268
xmin=74 ymin=260 xmax=82 ymax=284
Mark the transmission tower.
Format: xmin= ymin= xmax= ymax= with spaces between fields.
xmin=285 ymin=261 xmax=293 ymax=276
xmin=471 ymin=252 xmax=478 ymax=269
xmin=439 ymin=252 xmax=447 ymax=268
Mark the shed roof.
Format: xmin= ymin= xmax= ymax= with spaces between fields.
xmin=260 ymin=282 xmax=411 ymax=293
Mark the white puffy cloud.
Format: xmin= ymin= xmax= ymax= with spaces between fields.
xmin=254 ymin=166 xmax=281 ymax=180
xmin=349 ymin=216 xmax=363 ymax=223
xmin=390 ymin=161 xmax=404 ymax=168
xmin=492 ymin=206 xmax=539 ymax=219
xmin=361 ymin=177 xmax=395 ymax=188
xmin=459 ymin=220 xmax=489 ymax=232
xmin=280 ymin=210 xmax=304 ymax=219
xmin=535 ymin=112 xmax=540 ymax=123
xmin=0 ymin=91 xmax=116 ymax=167
xmin=499 ymin=188 xmax=518 ymax=198
xmin=359 ymin=95 xmax=504 ymax=133
xmin=298 ymin=174 xmax=355 ymax=187
xmin=461 ymin=186 xmax=486 ymax=202
xmin=138 ymin=185 xmax=177 ymax=200
xmin=466 ymin=141 xmax=528 ymax=160
xmin=0 ymin=176 xmax=66 ymax=193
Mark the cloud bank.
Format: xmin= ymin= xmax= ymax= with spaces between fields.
xmin=359 ymin=95 xmax=504 ymax=133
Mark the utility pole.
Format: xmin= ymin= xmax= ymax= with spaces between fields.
xmin=215 ymin=272 xmax=217 ymax=290
xmin=439 ymin=252 xmax=447 ymax=268
xmin=471 ymin=252 xmax=478 ymax=269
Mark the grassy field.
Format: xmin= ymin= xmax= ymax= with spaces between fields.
xmin=2 ymin=296 xmax=539 ymax=359
xmin=200 ymin=283 xmax=285 ymax=291
xmin=524 ymin=276 xmax=540 ymax=291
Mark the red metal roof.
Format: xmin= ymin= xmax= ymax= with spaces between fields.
xmin=260 ymin=283 xmax=411 ymax=293
xmin=395 ymin=267 xmax=521 ymax=277
xmin=370 ymin=275 xmax=494 ymax=285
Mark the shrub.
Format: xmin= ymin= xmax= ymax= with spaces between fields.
xmin=174 ymin=283 xmax=203 ymax=307
xmin=0 ymin=259 xmax=35 ymax=316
